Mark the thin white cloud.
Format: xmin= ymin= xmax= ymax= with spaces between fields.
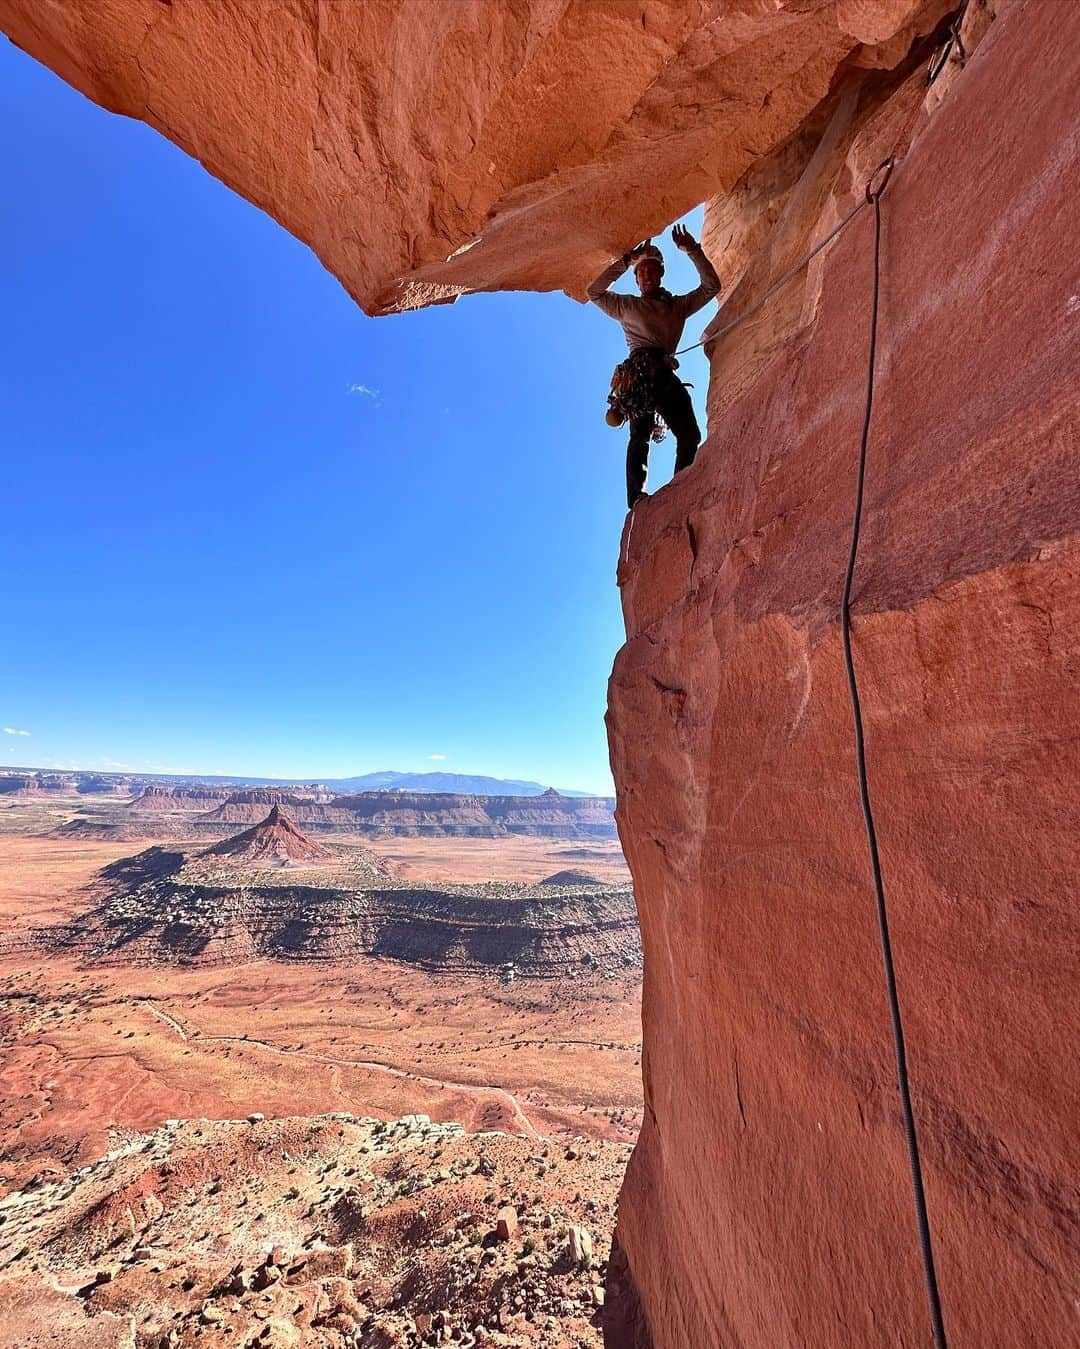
xmin=427 ymin=753 xmax=447 ymax=761
xmin=3 ymin=727 xmax=30 ymax=736
xmin=347 ymin=382 xmax=381 ymax=403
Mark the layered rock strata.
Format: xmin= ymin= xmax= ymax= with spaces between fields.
xmin=203 ymin=789 xmax=618 ymax=839
xmin=0 ymin=773 xmax=78 ymax=796
xmin=55 ymin=788 xmax=620 ymax=842
xmin=41 ymin=844 xmax=640 ymax=977
xmin=129 ymin=783 xmax=232 ymax=811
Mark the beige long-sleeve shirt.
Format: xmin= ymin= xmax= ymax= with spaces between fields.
xmin=586 ymin=245 xmax=721 ymax=354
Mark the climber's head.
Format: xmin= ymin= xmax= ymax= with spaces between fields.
xmin=633 ymin=245 xmax=664 ymax=296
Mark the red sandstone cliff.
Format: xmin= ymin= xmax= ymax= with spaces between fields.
xmin=0 ymin=773 xmax=77 ymax=796
xmin=3 ymin=1 xmax=1077 ymax=1345
xmin=129 ymin=784 xmax=232 ymax=812
xmin=606 ymin=5 xmax=1079 ymax=1345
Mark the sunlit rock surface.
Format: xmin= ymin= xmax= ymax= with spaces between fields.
xmin=608 ymin=3 xmax=1080 ymax=1345
xmin=3 ymin=1 xmax=1078 ymax=1346
xmin=1 ymin=0 xmax=950 ymax=312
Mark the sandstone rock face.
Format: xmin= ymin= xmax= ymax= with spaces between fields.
xmin=129 ymin=783 xmax=232 ymax=812
xmin=607 ymin=4 xmax=1080 ymax=1345
xmin=0 ymin=0 xmax=951 ymax=314
xmin=5 ymin=1 xmax=1077 ymax=1346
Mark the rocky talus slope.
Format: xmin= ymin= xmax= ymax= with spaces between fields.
xmin=4 ymin=1 xmax=1077 ymax=1345
xmin=0 ymin=1111 xmax=628 ymax=1347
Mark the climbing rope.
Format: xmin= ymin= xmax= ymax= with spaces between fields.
xmin=622 ymin=24 xmax=965 ymax=1333
xmin=673 ymin=198 xmax=870 ymax=356
xmin=838 ymin=19 xmax=967 ymax=1343
xmin=843 ymin=167 xmax=949 ymax=1349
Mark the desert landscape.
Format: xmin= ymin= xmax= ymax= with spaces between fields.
xmin=0 ymin=782 xmax=640 ymax=1346
xmin=3 ymin=0 xmax=1077 ymax=1345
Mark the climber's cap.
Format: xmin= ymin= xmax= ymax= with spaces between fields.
xmin=633 ymin=243 xmax=664 ymax=280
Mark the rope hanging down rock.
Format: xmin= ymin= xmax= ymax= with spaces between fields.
xmin=662 ymin=23 xmax=965 ymax=1341
xmin=626 ymin=27 xmax=965 ymax=1331
xmin=842 ymin=166 xmax=949 ymax=1349
xmin=835 ymin=20 xmax=967 ymax=1345
xmin=629 ymin=15 xmax=969 ymax=1344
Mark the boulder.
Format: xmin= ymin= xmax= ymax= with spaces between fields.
xmin=568 ymin=1226 xmax=592 ymax=1267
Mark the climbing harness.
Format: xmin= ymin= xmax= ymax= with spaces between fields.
xmin=606 ymin=348 xmax=682 ymax=442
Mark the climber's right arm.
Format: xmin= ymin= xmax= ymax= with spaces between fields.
xmin=586 ymin=254 xmax=632 ymax=317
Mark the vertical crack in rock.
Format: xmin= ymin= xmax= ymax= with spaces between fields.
xmin=733 ymin=1052 xmax=748 ymax=1130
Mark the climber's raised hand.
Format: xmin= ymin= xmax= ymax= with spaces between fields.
xmin=671 ymin=224 xmax=697 ymax=252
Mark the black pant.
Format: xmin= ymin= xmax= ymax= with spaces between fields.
xmin=626 ymin=371 xmax=700 ymax=507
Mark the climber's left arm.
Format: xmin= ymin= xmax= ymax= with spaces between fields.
xmin=672 ymin=224 xmax=721 ymax=316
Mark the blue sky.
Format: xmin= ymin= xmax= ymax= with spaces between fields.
xmin=1 ymin=41 xmax=713 ymax=795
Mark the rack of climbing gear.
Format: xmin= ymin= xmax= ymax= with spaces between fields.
xmin=606 ymin=349 xmax=681 ymax=441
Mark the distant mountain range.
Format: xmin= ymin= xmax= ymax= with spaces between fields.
xmin=4 ymin=766 xmax=604 ymax=799
xmin=324 ymin=771 xmax=596 ymax=798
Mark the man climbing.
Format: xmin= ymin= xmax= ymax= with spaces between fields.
xmin=587 ymin=224 xmax=721 ymax=508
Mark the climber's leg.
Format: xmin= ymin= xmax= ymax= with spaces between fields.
xmin=626 ymin=418 xmax=652 ymax=508
xmin=657 ymin=376 xmax=701 ymax=475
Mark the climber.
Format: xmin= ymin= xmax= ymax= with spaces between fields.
xmin=587 ymin=224 xmax=721 ymax=509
